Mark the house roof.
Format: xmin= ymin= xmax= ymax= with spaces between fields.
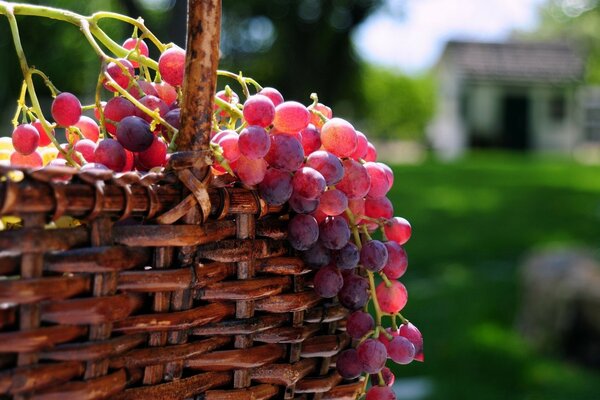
xmin=441 ymin=40 xmax=584 ymax=84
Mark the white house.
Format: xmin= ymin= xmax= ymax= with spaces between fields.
xmin=429 ymin=40 xmax=585 ymax=158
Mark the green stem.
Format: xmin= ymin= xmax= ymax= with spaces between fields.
xmin=367 ymin=270 xmax=384 ymax=326
xmin=11 ymin=81 xmax=27 ymax=127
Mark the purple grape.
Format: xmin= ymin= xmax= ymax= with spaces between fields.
xmin=258 ymin=168 xmax=292 ymax=206
xmin=388 ymin=336 xmax=416 ymax=364
xmin=306 ymin=150 xmax=344 ymax=185
xmin=346 ymin=310 xmax=374 ymax=339
xmin=288 ymin=213 xmax=319 ymax=251
xmin=302 ymin=241 xmax=331 ymax=268
xmin=360 ymin=240 xmax=388 ymax=272
xmin=243 ymin=94 xmax=275 ymax=127
xmin=319 ymin=216 xmax=351 ymax=250
xmin=335 ymin=242 xmax=360 ymax=270
xmin=338 ymin=273 xmax=369 ymax=310
xmin=116 ymin=115 xmax=154 ymax=152
xmin=289 ymin=192 xmax=319 ymax=214
xmin=313 ymin=265 xmax=343 ymax=298
xmin=239 ymin=125 xmax=271 ymax=159
xmin=292 ymin=166 xmax=326 ymax=200
xmin=357 ymin=339 xmax=387 ymax=374
xmin=264 ymin=133 xmax=304 ymax=172
xmin=336 ymin=349 xmax=363 ymax=379
xmin=94 ymin=138 xmax=126 ymax=171
xmin=383 ymin=241 xmax=408 ymax=279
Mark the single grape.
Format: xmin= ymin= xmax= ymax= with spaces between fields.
xmin=292 ymin=167 xmax=326 ymax=200
xmin=94 ymin=138 xmax=126 ymax=172
xmin=383 ymin=242 xmax=408 ymax=279
xmin=346 ymin=310 xmax=374 ymax=339
xmin=357 ymin=339 xmax=387 ymax=374
xmin=122 ymin=37 xmax=149 ymax=68
xmin=379 ymin=162 xmax=394 ymax=187
xmin=365 ymin=386 xmax=395 ymax=400
xmin=258 ymin=168 xmax=293 ymax=206
xmin=259 ymin=87 xmax=284 ymax=107
xmin=12 ymin=124 xmax=39 ymax=155
xmin=371 ymin=367 xmax=395 ymax=387
xmin=319 ymin=216 xmax=350 ymax=250
xmin=338 ymin=273 xmax=369 ymax=310
xmin=239 ymin=125 xmax=271 ymax=159
xmin=318 ymin=189 xmax=348 ymax=217
xmin=388 ymin=336 xmax=416 ymax=364
xmin=336 ymin=349 xmax=363 ymax=379
xmin=360 ymin=240 xmax=388 ymax=272
xmin=116 ymin=116 xmax=154 ymax=152
xmin=320 ymin=117 xmax=357 ymax=158
xmin=10 ymin=151 xmax=43 ymax=168
xmin=365 ymin=196 xmax=394 ymax=220
xmin=299 ymin=124 xmax=321 ymax=155
xmin=128 ymin=80 xmax=159 ymax=99
xmin=365 ymin=142 xmax=377 ymax=162
xmin=384 ymin=217 xmax=412 ymax=245
xmin=288 ymin=213 xmax=319 ymax=250
xmin=73 ymin=139 xmax=96 ymax=163
xmin=243 ymin=94 xmax=275 ymax=127
xmin=264 ymin=133 xmax=304 ymax=172
xmin=376 ymin=280 xmax=408 ymax=314
xmin=334 ymin=242 xmax=360 ymax=270
xmin=313 ymin=265 xmax=343 ymax=298
xmin=162 ymin=108 xmax=181 ymax=139
xmin=104 ymin=58 xmax=135 ymax=92
xmin=364 ymin=162 xmax=391 ymax=199
xmin=234 ymin=155 xmax=267 ymax=186
xmin=137 ymin=136 xmax=167 ymax=169
xmin=103 ymin=96 xmax=136 ymax=135
xmin=214 ymin=89 xmax=240 ymax=117
xmin=273 ymin=101 xmax=310 ymax=133
xmin=32 ymin=120 xmax=54 ymax=147
xmin=153 ymin=81 xmax=178 ymax=105
xmin=212 ymin=130 xmax=241 ymax=163
xmin=309 ymin=102 xmax=332 ymax=129
xmin=301 ymin=241 xmax=331 ymax=268
xmin=136 ymin=95 xmax=169 ymax=123
xmin=399 ymin=322 xmax=424 ymax=362
xmin=305 ymin=150 xmax=344 ymax=186
xmin=73 ymin=116 xmax=100 ymax=143
xmin=158 ymin=46 xmax=186 ymax=86
xmin=350 ymin=131 xmax=368 ymax=160
xmin=51 ymin=92 xmax=82 ymax=127
xmin=344 ymin=197 xmax=366 ymax=225
xmin=288 ymin=192 xmax=320 ymax=214
xmin=337 ymin=159 xmax=371 ymax=199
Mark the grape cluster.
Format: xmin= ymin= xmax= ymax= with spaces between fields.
xmin=3 ymin=20 xmax=422 ymax=399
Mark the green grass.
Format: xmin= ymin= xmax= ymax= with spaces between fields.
xmin=388 ymin=152 xmax=600 ymax=400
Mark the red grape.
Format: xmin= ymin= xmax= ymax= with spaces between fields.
xmin=384 ymin=217 xmax=412 ymax=245
xmin=318 ymin=189 xmax=348 ymax=216
xmin=243 ymin=94 xmax=275 ymax=127
xmin=128 ymin=79 xmax=159 ymax=100
xmin=214 ymin=89 xmax=240 ymax=117
xmin=364 ymin=162 xmax=391 ymax=198
xmin=234 ymin=155 xmax=267 ymax=185
xmin=259 ymin=87 xmax=284 ymax=107
xmin=365 ymin=196 xmax=394 ymax=220
xmin=365 ymin=141 xmax=377 ymax=162
xmin=292 ymin=167 xmax=326 ymax=200
xmin=299 ymin=124 xmax=321 ymax=155
xmin=371 ymin=367 xmax=395 ymax=387
xmin=116 ymin=116 xmax=154 ymax=152
xmin=320 ymin=117 xmax=357 ymax=158
xmin=258 ymin=168 xmax=293 ymax=206
xmin=73 ymin=139 xmax=96 ymax=163
xmin=336 ymin=349 xmax=363 ymax=379
xmin=73 ymin=116 xmax=100 ymax=142
xmin=239 ymin=125 xmax=270 ymax=159
xmin=265 ymin=134 xmax=304 ymax=172
xmin=346 ymin=310 xmax=374 ymax=339
xmin=337 ymin=159 xmax=371 ymax=199
xmin=122 ymin=37 xmax=149 ymax=68
xmin=399 ymin=322 xmax=424 ymax=362
xmin=313 ymin=265 xmax=343 ymax=298
xmin=305 ymin=150 xmax=344 ymax=186
xmin=94 ymin=138 xmax=126 ymax=171
xmin=10 ymin=150 xmax=42 ymax=168
xmin=350 ymin=131 xmax=368 ymax=160
xmin=12 ymin=124 xmax=39 ymax=155
xmin=137 ymin=136 xmax=167 ymax=169
xmin=51 ymin=92 xmax=82 ymax=127
xmin=376 ymin=280 xmax=408 ymax=314
xmin=273 ymin=101 xmax=310 ymax=133
xmin=309 ymin=102 xmax=332 ymax=128
xmin=360 ymin=239 xmax=388 ymax=272
xmin=32 ymin=120 xmax=54 ymax=147
xmin=319 ymin=216 xmax=350 ymax=250
xmin=158 ymin=46 xmax=186 ymax=86
xmin=383 ymin=242 xmax=408 ymax=280
xmin=366 ymin=386 xmax=395 ymax=400
xmin=136 ymin=95 xmax=169 ymax=123
xmin=104 ymin=96 xmax=136 ymax=135
xmin=212 ymin=130 xmax=241 ymax=163
xmin=153 ymin=81 xmax=178 ymax=105
xmin=357 ymin=339 xmax=387 ymax=374
xmin=104 ymin=58 xmax=135 ymax=92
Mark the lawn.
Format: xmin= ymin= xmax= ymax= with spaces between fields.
xmin=388 ymin=152 xmax=600 ymax=400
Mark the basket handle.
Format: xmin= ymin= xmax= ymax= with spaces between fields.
xmin=175 ymin=0 xmax=221 ymax=153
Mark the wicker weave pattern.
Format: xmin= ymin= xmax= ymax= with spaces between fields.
xmin=0 ymin=165 xmax=362 ymax=399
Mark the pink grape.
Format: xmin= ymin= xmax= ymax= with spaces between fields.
xmin=153 ymin=81 xmax=178 ymax=105
xmin=388 ymin=336 xmax=416 ymax=364
xmin=116 ymin=116 xmax=154 ymax=152
xmin=365 ymin=142 xmax=377 ymax=162
xmin=399 ymin=322 xmax=424 ymax=362
xmin=301 ymin=241 xmax=331 ymax=268
xmin=104 ymin=96 xmax=136 ymax=135
xmin=357 ymin=339 xmax=387 ymax=374
xmin=136 ymin=95 xmax=169 ymax=123
xmin=334 ymin=242 xmax=360 ymax=270
xmin=337 ymin=159 xmax=371 ymax=200
xmin=137 ymin=136 xmax=167 ymax=169
xmin=12 ymin=124 xmax=39 ymax=155
xmin=288 ymin=213 xmax=319 ymax=250
xmin=346 ymin=310 xmax=374 ymax=339
xmin=32 ymin=120 xmax=54 ymax=147
xmin=273 ymin=101 xmax=310 ymax=133
xmin=158 ymin=46 xmax=186 ymax=86
xmin=299 ymin=124 xmax=321 ymax=155
xmin=360 ymin=239 xmax=388 ymax=272
xmin=320 ymin=117 xmax=357 ymax=158
xmin=319 ymin=216 xmax=350 ymax=250
xmin=264 ymin=134 xmax=304 ymax=172
xmin=122 ymin=37 xmax=149 ymax=68
xmin=383 ymin=242 xmax=408 ymax=279
xmin=10 ymin=151 xmax=42 ymax=168
xmin=243 ymin=94 xmax=275 ymax=127
xmin=104 ymin=58 xmax=135 ymax=92
xmin=259 ymin=87 xmax=284 ymax=107
xmin=292 ymin=167 xmax=326 ymax=200
xmin=212 ymin=130 xmax=240 ymax=163
xmin=338 ymin=273 xmax=369 ymax=310
xmin=313 ymin=265 xmax=343 ymax=298
xmin=258 ymin=168 xmax=293 ymax=206
xmin=289 ymin=192 xmax=319 ymax=214
xmin=73 ymin=139 xmax=96 ymax=163
xmin=239 ymin=125 xmax=270 ymax=159
xmin=309 ymin=102 xmax=332 ymax=129
xmin=74 ymin=116 xmax=100 ymax=142
xmin=364 ymin=162 xmax=391 ymax=198
xmin=234 ymin=155 xmax=267 ymax=186
xmin=384 ymin=217 xmax=412 ymax=245
xmin=379 ymin=162 xmax=394 ymax=187
xmin=318 ymin=189 xmax=348 ymax=216
xmin=305 ymin=150 xmax=344 ymax=186
xmin=366 ymin=386 xmax=395 ymax=400
xmin=336 ymin=349 xmax=363 ymax=379
xmin=376 ymin=280 xmax=408 ymax=314
xmin=350 ymin=131 xmax=368 ymax=160
xmin=214 ymin=89 xmax=240 ymax=117
xmin=51 ymin=92 xmax=82 ymax=127
xmin=94 ymin=138 xmax=126 ymax=171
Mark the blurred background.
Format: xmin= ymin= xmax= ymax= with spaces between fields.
xmin=1 ymin=0 xmax=600 ymax=398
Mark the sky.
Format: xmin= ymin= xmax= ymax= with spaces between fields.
xmin=353 ymin=0 xmax=548 ymax=74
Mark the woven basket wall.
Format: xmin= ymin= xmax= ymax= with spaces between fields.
xmin=0 ymin=1 xmax=361 ymax=399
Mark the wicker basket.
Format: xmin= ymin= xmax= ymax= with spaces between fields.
xmin=0 ymin=1 xmax=360 ymax=399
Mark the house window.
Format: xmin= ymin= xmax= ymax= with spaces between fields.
xmin=549 ymin=95 xmax=566 ymax=121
